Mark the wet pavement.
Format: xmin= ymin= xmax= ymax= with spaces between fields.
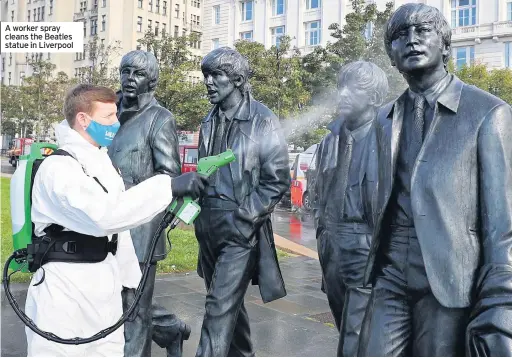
xmin=1 ymin=256 xmax=336 ymax=357
xmin=272 ymin=206 xmax=318 ymax=252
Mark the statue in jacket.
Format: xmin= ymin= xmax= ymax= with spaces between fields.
xmin=108 ymin=50 xmax=190 ymax=357
xmin=358 ymin=4 xmax=512 ymax=356
xmin=194 ymin=47 xmax=290 ymax=356
xmin=313 ymin=61 xmax=387 ymax=356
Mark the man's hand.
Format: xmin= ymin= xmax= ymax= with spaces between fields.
xmin=171 ymin=172 xmax=209 ymax=199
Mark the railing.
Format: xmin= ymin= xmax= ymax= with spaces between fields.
xmin=451 ymin=21 xmax=512 ymax=41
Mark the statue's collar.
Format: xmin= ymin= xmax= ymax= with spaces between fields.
xmin=116 ymin=91 xmax=155 ymax=112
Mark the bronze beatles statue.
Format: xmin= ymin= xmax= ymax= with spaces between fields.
xmin=194 ymin=47 xmax=291 ymax=356
xmin=108 ymin=50 xmax=191 ymax=357
xmin=358 ymin=4 xmax=512 ymax=356
xmin=314 ymin=61 xmax=388 ymax=356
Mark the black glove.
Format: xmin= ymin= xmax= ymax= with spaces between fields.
xmin=171 ymin=172 xmax=209 ymax=199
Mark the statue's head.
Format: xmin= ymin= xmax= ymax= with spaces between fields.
xmin=384 ymin=3 xmax=451 ymax=75
xmin=119 ymin=50 xmax=159 ymax=100
xmin=201 ymin=47 xmax=250 ymax=105
xmin=337 ymin=61 xmax=389 ymax=121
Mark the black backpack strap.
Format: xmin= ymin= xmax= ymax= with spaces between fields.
xmin=30 ymin=148 xmax=118 ymax=255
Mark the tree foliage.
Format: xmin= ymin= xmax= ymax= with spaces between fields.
xmin=450 ymin=62 xmax=512 ymax=105
xmin=235 ymin=36 xmax=311 ymax=120
xmin=327 ymin=0 xmax=406 ymax=100
xmin=79 ymin=35 xmax=121 ymax=88
xmin=1 ymin=59 xmax=73 ymax=138
xmin=138 ymin=31 xmax=210 ymax=130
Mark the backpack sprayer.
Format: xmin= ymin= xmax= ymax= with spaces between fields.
xmin=3 ymin=143 xmax=235 ymax=345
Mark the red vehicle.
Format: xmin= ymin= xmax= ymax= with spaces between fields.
xmin=179 ymin=145 xmax=198 ymax=173
xmin=7 ymin=138 xmax=33 ymax=167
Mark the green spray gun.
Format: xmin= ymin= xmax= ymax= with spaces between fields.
xmin=3 ymin=148 xmax=235 ymax=345
xmin=166 ymin=148 xmax=236 ymax=227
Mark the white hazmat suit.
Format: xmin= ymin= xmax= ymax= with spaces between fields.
xmin=25 ymin=120 xmax=174 ymax=356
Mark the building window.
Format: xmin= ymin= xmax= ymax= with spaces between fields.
xmin=454 ymin=46 xmax=474 ymax=69
xmin=306 ymin=0 xmax=320 ymax=10
xmin=138 ymin=0 xmax=142 ymax=8
xmin=102 ymin=0 xmax=106 ymax=7
xmin=162 ymin=23 xmax=166 ymax=35
xmin=9 ymin=53 xmax=12 ymax=66
xmin=506 ymin=42 xmax=512 ymax=68
xmin=508 ymin=2 xmax=512 ymax=21
xmin=33 ymin=10 xmax=36 ymax=21
xmin=136 ymin=45 xmax=142 ymax=50
xmin=8 ymin=72 xmax=11 ymax=85
xmin=11 ymin=10 xmax=14 ymax=21
xmin=451 ymin=0 xmax=477 ymax=28
xmin=156 ymin=0 xmax=160 ymax=13
xmin=241 ymin=1 xmax=253 ymax=21
xmin=191 ymin=14 xmax=200 ymax=26
xmin=192 ymin=0 xmax=200 ymax=7
xmin=28 ymin=10 xmax=30 ymax=22
xmin=240 ymin=31 xmax=253 ymax=41
xmin=191 ymin=32 xmax=201 ymax=48
xmin=155 ymin=21 xmax=159 ymax=35
xmin=271 ymin=26 xmax=285 ymax=47
xmin=212 ymin=38 xmax=220 ymax=49
xmin=41 ymin=6 xmax=44 ymax=20
xmin=163 ymin=1 xmax=167 ymax=15
xmin=93 ymin=0 xmax=98 ymax=10
xmin=50 ymin=0 xmax=53 ymax=14
xmin=36 ymin=8 xmax=39 ymax=21
xmin=83 ymin=21 xmax=87 ymax=37
xmin=174 ymin=25 xmax=179 ymax=37
xmin=101 ymin=15 xmax=106 ymax=31
xmin=175 ymin=4 xmax=180 ymax=18
xmin=148 ymin=19 xmax=152 ymax=31
xmin=149 ymin=0 xmax=153 ymax=12
xmin=213 ymin=5 xmax=220 ymax=24
xmin=305 ymin=21 xmax=320 ymax=46
xmin=91 ymin=19 xmax=97 ymax=35
xmin=137 ymin=17 xmax=143 ymax=32
xmin=272 ymin=0 xmax=285 ymax=16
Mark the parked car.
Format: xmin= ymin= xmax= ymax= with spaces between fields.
xmin=290 ymin=144 xmax=318 ymax=211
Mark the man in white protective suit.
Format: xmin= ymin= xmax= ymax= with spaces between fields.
xmin=25 ymin=84 xmax=208 ymax=356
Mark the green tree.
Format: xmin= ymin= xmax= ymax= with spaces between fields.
xmin=489 ymin=68 xmax=512 ymax=104
xmin=235 ymin=36 xmax=311 ymax=120
xmin=327 ymin=0 xmax=407 ymax=99
xmin=1 ymin=59 xmax=73 ymax=138
xmin=448 ymin=62 xmax=512 ymax=105
xmin=138 ymin=31 xmax=210 ymax=130
xmin=451 ymin=62 xmax=490 ymax=89
xmin=80 ymin=35 xmax=122 ymax=88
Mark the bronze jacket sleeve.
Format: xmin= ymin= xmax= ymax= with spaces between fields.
xmin=466 ymin=103 xmax=512 ymax=356
xmin=233 ymin=116 xmax=291 ymax=239
xmin=151 ymin=111 xmax=181 ymax=178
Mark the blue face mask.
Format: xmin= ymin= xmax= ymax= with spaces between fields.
xmin=85 ymin=118 xmax=120 ymax=147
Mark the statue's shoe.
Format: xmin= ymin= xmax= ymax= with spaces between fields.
xmin=166 ymin=322 xmax=191 ymax=357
